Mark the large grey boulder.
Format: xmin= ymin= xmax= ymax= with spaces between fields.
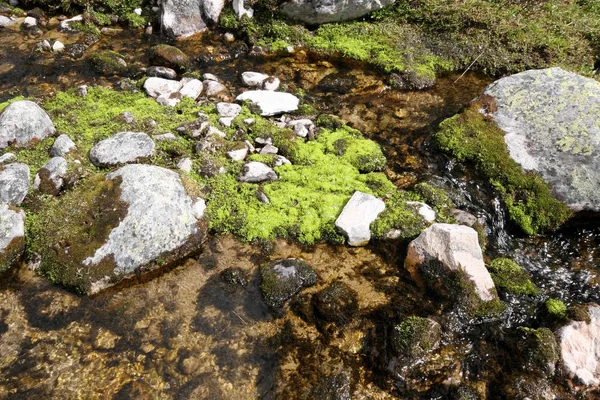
xmin=557 ymin=305 xmax=600 ymax=386
xmin=82 ymin=165 xmax=205 ymax=293
xmin=404 ymin=223 xmax=497 ymax=302
xmin=161 ymin=0 xmax=207 ymax=38
xmin=0 ymin=163 xmax=30 ymax=206
xmin=33 ymin=157 xmax=68 ymax=195
xmin=89 ymin=132 xmax=155 ymax=167
xmin=483 ymin=67 xmax=600 ymax=212
xmin=0 ymin=203 xmax=25 ymax=273
xmin=203 ymin=0 xmax=226 ymax=23
xmin=0 ymin=100 xmax=55 ymax=150
xmin=281 ymin=0 xmax=395 ymax=24
xmin=335 ymin=191 xmax=385 ymax=246
xmin=236 ymin=91 xmax=299 ymax=116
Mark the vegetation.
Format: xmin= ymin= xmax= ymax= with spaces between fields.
xmin=434 ymin=99 xmax=572 ymax=235
xmin=488 ymin=258 xmax=538 ymax=296
xmin=545 ymin=298 xmax=568 ymax=320
xmin=392 ymin=316 xmax=440 ymax=357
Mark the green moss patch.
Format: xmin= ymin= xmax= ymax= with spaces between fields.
xmin=434 ymin=100 xmax=572 ymax=235
xmin=392 ymin=316 xmax=440 ymax=357
xmin=545 ymin=298 xmax=567 ymax=320
xmin=488 ymin=258 xmax=537 ymax=296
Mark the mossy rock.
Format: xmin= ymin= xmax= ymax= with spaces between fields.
xmin=519 ymin=327 xmax=559 ymax=375
xmin=544 ymin=298 xmax=568 ymax=321
xmin=149 ymin=44 xmax=190 ymax=72
xmin=89 ymin=50 xmax=129 ymax=76
xmin=434 ymin=98 xmax=572 ymax=235
xmin=259 ymin=258 xmax=317 ymax=310
xmin=312 ymin=281 xmax=359 ymax=326
xmin=392 ymin=316 xmax=441 ymax=357
xmin=487 ymin=258 xmax=537 ymax=296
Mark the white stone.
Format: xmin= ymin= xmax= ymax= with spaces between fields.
xmin=239 ymin=161 xmax=277 ymax=183
xmin=204 ymin=80 xmax=228 ymax=98
xmin=405 ymin=224 xmax=497 ymax=301
xmin=0 ymin=100 xmax=55 ymax=150
xmin=216 ymin=102 xmax=242 ymax=118
xmin=0 ymin=163 xmax=29 ymax=206
xmin=22 ymin=16 xmax=36 ymax=28
xmin=134 ymin=8 xmax=142 ymax=15
xmin=58 ymin=14 xmax=83 ymax=32
xmin=260 ymin=144 xmax=278 ymax=155
xmin=335 ymin=191 xmax=385 ymax=246
xmin=143 ymin=77 xmax=182 ymax=98
xmin=0 ymin=16 xmax=17 ymax=28
xmin=33 ymin=156 xmax=68 ymax=194
xmin=89 ymin=132 xmax=155 ymax=167
xmin=156 ymin=94 xmax=181 ymax=107
xmin=160 ymin=0 xmax=207 ymax=38
xmin=203 ymin=73 xmax=219 ymax=82
xmin=202 ymin=0 xmax=225 ymax=23
xmin=52 ymin=40 xmax=65 ymax=53
xmin=179 ymin=78 xmax=203 ymax=100
xmin=407 ymin=201 xmax=436 ymax=223
xmin=241 ymin=71 xmax=268 ymax=87
xmin=177 ymin=157 xmax=192 ymax=172
xmin=236 ymin=90 xmax=299 ymax=116
xmin=154 ymin=133 xmax=177 ymax=141
xmin=227 ymin=147 xmax=248 ymax=161
xmin=206 ymin=125 xmax=226 ymax=138
xmin=262 ymin=76 xmax=280 ymax=91
xmin=192 ymin=198 xmax=206 ymax=219
xmin=274 ymin=155 xmax=291 ymax=166
xmin=233 ymin=0 xmax=253 ymax=18
xmin=219 ymin=117 xmax=233 ymax=127
xmin=0 ymin=153 xmax=16 ymax=164
xmin=558 ymin=305 xmax=600 ymax=386
xmin=224 ymin=32 xmax=235 ymax=42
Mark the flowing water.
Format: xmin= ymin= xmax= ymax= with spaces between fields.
xmin=1 ymin=22 xmax=599 ymax=399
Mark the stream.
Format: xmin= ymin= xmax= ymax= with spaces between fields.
xmin=1 ymin=21 xmax=599 ymax=400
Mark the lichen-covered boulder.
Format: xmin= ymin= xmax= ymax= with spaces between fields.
xmin=89 ymin=132 xmax=155 ymax=167
xmin=335 ymin=191 xmax=385 ymax=246
xmin=0 ymin=163 xmax=30 ymax=206
xmin=50 ymin=134 xmax=76 ymax=157
xmin=33 ymin=164 xmax=206 ymax=294
xmin=483 ymin=67 xmax=600 ymax=212
xmin=0 ymin=100 xmax=55 ymax=150
xmin=281 ymin=0 xmax=396 ymax=24
xmin=33 ymin=156 xmax=68 ymax=195
xmin=161 ymin=0 xmax=207 ymax=38
xmin=236 ymin=90 xmax=299 ymax=116
xmin=0 ymin=203 xmax=25 ymax=273
xmin=260 ymin=258 xmax=317 ymax=309
xmin=557 ymin=304 xmax=600 ymax=386
xmin=405 ymin=223 xmax=498 ymax=302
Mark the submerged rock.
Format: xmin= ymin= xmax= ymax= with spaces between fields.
xmin=260 ymin=258 xmax=317 ymax=309
xmin=35 ymin=164 xmax=206 ymax=294
xmin=281 ymin=0 xmax=395 ymax=24
xmin=89 ymin=50 xmax=128 ymax=76
xmin=0 ymin=100 xmax=55 ymax=150
xmin=161 ymin=0 xmax=207 ymax=38
xmin=335 ymin=191 xmax=385 ymax=246
xmin=33 ymin=156 xmax=68 ymax=195
xmin=313 ymin=281 xmax=359 ymax=325
xmin=89 ymin=132 xmax=155 ymax=167
xmin=405 ymin=223 xmax=497 ymax=302
xmin=236 ymin=90 xmax=299 ymax=116
xmin=0 ymin=203 xmax=25 ymax=273
xmin=0 ymin=163 xmax=29 ymax=206
xmin=557 ymin=304 xmax=600 ymax=386
xmin=149 ymin=44 xmax=190 ymax=72
xmin=392 ymin=316 xmax=441 ymax=358
xmin=483 ymin=67 xmax=600 ymax=212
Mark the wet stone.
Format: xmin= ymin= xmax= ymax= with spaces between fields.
xmin=313 ymin=281 xmax=359 ymax=325
xmin=0 ymin=163 xmax=29 ymax=206
xmin=147 ymin=66 xmax=177 ymax=80
xmin=241 ymin=71 xmax=268 ymax=87
xmin=221 ymin=267 xmax=248 ymax=287
xmin=335 ymin=191 xmax=385 ymax=246
xmin=0 ymin=100 xmax=55 ymax=150
xmin=260 ymin=258 xmax=317 ymax=309
xmin=204 ymin=80 xmax=229 ymax=99
xmin=89 ymin=132 xmax=155 ymax=167
xmin=150 ymin=44 xmax=190 ymax=72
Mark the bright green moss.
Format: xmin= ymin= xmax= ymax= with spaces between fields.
xmin=488 ymin=258 xmax=538 ymax=296
xmin=434 ymin=101 xmax=572 ymax=235
xmin=371 ymin=191 xmax=427 ymax=239
xmin=412 ymin=182 xmax=453 ymax=211
xmin=545 ymin=299 xmax=568 ymax=320
xmin=316 ymin=125 xmax=386 ymax=172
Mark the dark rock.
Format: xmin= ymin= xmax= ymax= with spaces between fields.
xmin=150 ymin=44 xmax=190 ymax=72
xmin=221 ymin=268 xmax=248 ymax=287
xmin=90 ymin=50 xmax=128 ymax=76
xmin=147 ymin=66 xmax=178 ymax=80
xmin=313 ymin=281 xmax=358 ymax=325
xmin=65 ymin=43 xmax=87 ymax=59
xmin=260 ymin=258 xmax=317 ymax=309
xmin=391 ymin=316 xmax=441 ymax=358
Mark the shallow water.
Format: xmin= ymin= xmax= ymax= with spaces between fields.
xmin=1 ymin=21 xmax=599 ymax=399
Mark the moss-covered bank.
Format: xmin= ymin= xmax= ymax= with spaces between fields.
xmin=434 ymin=98 xmax=572 ymax=235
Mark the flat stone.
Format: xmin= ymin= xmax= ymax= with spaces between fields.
xmin=259 ymin=144 xmax=278 ymax=155
xmin=0 ymin=163 xmax=29 ymax=206
xmin=89 ymin=132 xmax=155 ymax=167
xmin=218 ymin=117 xmax=233 ymax=127
xmin=226 ymin=147 xmax=248 ymax=161
xmin=203 ymin=73 xmax=219 ymax=82
xmin=0 ymin=203 xmax=25 ymax=273
xmin=147 ymin=66 xmax=177 ymax=80
xmin=160 ymin=0 xmax=207 ymax=38
xmin=241 ymin=71 xmax=268 ymax=87
xmin=216 ymin=102 xmax=242 ymax=118
xmin=281 ymin=0 xmax=395 ymax=24
xmin=405 ymin=223 xmax=497 ymax=302
xmin=143 ymin=77 xmax=182 ymax=99
xmin=557 ymin=305 xmax=600 ymax=386
xmin=154 ymin=132 xmax=177 ymax=141
xmin=0 ymin=16 xmax=18 ymax=28
xmin=335 ymin=191 xmax=385 ymax=246
xmin=238 ymin=161 xmax=277 ymax=183
xmin=236 ymin=90 xmax=299 ymax=116
xmin=33 ymin=156 xmax=68 ymax=195
xmin=483 ymin=67 xmax=600 ymax=212
xmin=0 ymin=100 xmax=55 ymax=150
